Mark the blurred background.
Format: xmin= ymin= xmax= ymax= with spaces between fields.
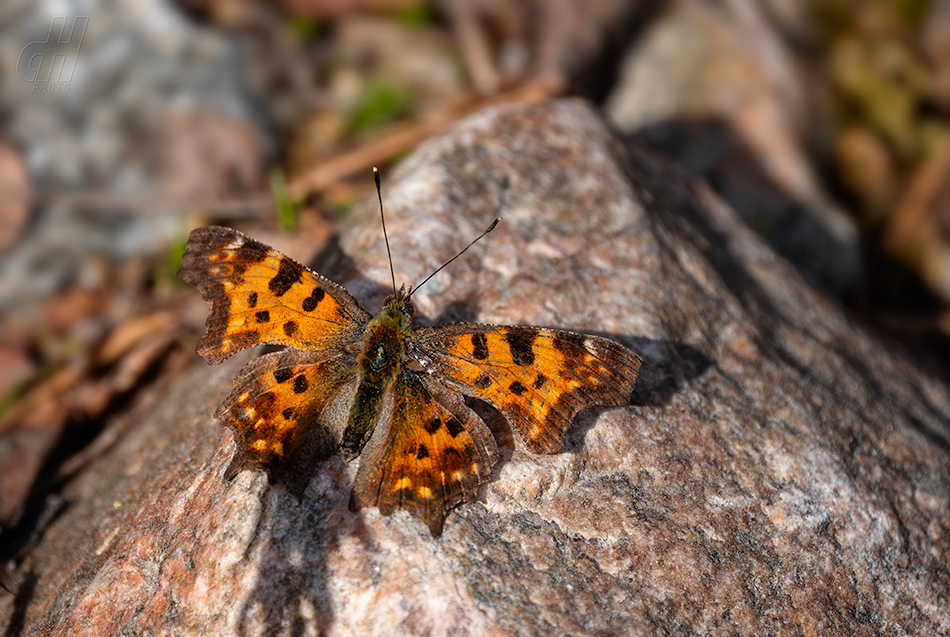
xmin=1 ymin=0 xmax=949 ymax=551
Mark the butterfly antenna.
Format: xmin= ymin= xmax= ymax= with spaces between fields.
xmin=408 ymin=216 xmax=501 ymax=299
xmin=374 ymin=167 xmax=398 ymax=297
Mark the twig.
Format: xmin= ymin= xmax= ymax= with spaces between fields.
xmin=288 ymin=75 xmax=565 ymax=201
xmin=0 ymin=190 xmax=276 ymax=219
xmin=884 ymin=136 xmax=950 ymax=253
xmin=441 ymin=0 xmax=500 ymax=94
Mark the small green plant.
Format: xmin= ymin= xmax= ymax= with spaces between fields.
xmin=397 ymin=3 xmax=435 ymax=28
xmin=168 ymin=228 xmax=189 ymax=287
xmin=331 ymin=199 xmax=355 ymax=218
xmin=348 ymin=78 xmax=414 ymax=134
xmin=0 ymin=379 xmax=27 ymax=421
xmin=270 ymin=169 xmax=300 ymax=233
xmin=290 ymin=14 xmax=322 ymax=40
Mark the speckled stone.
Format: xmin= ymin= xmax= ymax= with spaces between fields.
xmin=3 ymin=99 xmax=949 ymax=636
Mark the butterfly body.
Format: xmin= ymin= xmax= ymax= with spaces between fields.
xmin=340 ymin=294 xmax=412 ymax=460
xmin=179 ymin=225 xmax=640 ymax=535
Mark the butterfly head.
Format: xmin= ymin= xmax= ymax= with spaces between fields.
xmin=381 ymin=283 xmax=415 ymax=322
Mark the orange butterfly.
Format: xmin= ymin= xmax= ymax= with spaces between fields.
xmin=179 ymin=170 xmax=641 ymax=535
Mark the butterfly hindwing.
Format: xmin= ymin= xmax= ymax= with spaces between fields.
xmin=413 ymin=324 xmax=641 ymax=453
xmin=217 ymin=349 xmax=360 ymax=494
xmin=351 ymin=370 xmax=498 ymax=536
xmin=178 ymin=226 xmax=371 ymax=364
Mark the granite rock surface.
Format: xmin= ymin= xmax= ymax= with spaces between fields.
xmin=2 ymin=99 xmax=949 ymax=636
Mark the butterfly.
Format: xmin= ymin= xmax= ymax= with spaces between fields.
xmin=178 ymin=170 xmax=641 ymax=536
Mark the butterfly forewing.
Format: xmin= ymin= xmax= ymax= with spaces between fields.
xmin=178 ymin=226 xmax=371 ymax=364
xmin=413 ymin=324 xmax=641 ymax=453
xmin=352 ymin=371 xmax=498 ymax=536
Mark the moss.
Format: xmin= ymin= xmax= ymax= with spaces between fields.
xmin=348 ymin=77 xmax=414 ymax=134
xmin=396 ymin=3 xmax=436 ymax=28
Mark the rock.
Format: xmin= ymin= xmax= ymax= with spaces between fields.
xmin=603 ymin=0 xmax=863 ymax=297
xmin=2 ymin=99 xmax=949 ymax=635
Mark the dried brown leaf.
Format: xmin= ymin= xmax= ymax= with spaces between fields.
xmin=0 ymin=141 xmax=32 ymax=253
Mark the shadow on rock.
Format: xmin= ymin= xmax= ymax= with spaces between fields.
xmin=623 ymin=336 xmax=712 ymax=407
xmin=1 ymin=570 xmax=36 ymax=637
xmin=235 ymin=459 xmax=374 ymax=637
xmin=629 ymin=116 xmax=861 ymax=298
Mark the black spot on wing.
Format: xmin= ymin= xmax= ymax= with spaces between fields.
xmin=553 ymin=331 xmax=583 ymax=358
xmin=236 ymin=239 xmax=269 ymax=263
xmin=474 ymin=373 xmax=492 ymax=389
xmin=269 ymin=258 xmax=302 ymax=297
xmin=445 ymin=416 xmax=465 ymax=438
xmin=302 ymin=288 xmax=325 ymax=312
xmin=255 ymin=310 xmax=270 ymax=323
xmin=424 ymin=416 xmax=442 ymax=435
xmin=505 ymin=329 xmax=536 ymax=366
xmin=283 ymin=321 xmax=298 ymax=337
xmin=472 ymin=333 xmax=489 ymax=360
xmin=293 ymin=375 xmax=309 ymax=394
xmin=282 ymin=407 xmax=295 ymax=420
xmin=274 ymin=368 xmax=293 ymax=384
xmin=509 ymin=380 xmax=527 ymax=396
xmin=533 ymin=373 xmax=546 ymax=389
xmin=416 ymin=445 xmax=429 ymax=460
xmin=248 ymin=292 xmax=258 ymax=308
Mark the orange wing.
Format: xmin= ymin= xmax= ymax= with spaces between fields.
xmin=413 ymin=325 xmax=641 ymax=453
xmin=214 ymin=349 xmax=360 ymax=494
xmin=178 ymin=226 xmax=371 ymax=364
xmin=351 ymin=371 xmax=498 ymax=536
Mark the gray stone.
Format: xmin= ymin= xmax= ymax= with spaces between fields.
xmin=2 ymin=99 xmax=949 ymax=635
xmin=604 ymin=1 xmax=862 ymax=297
